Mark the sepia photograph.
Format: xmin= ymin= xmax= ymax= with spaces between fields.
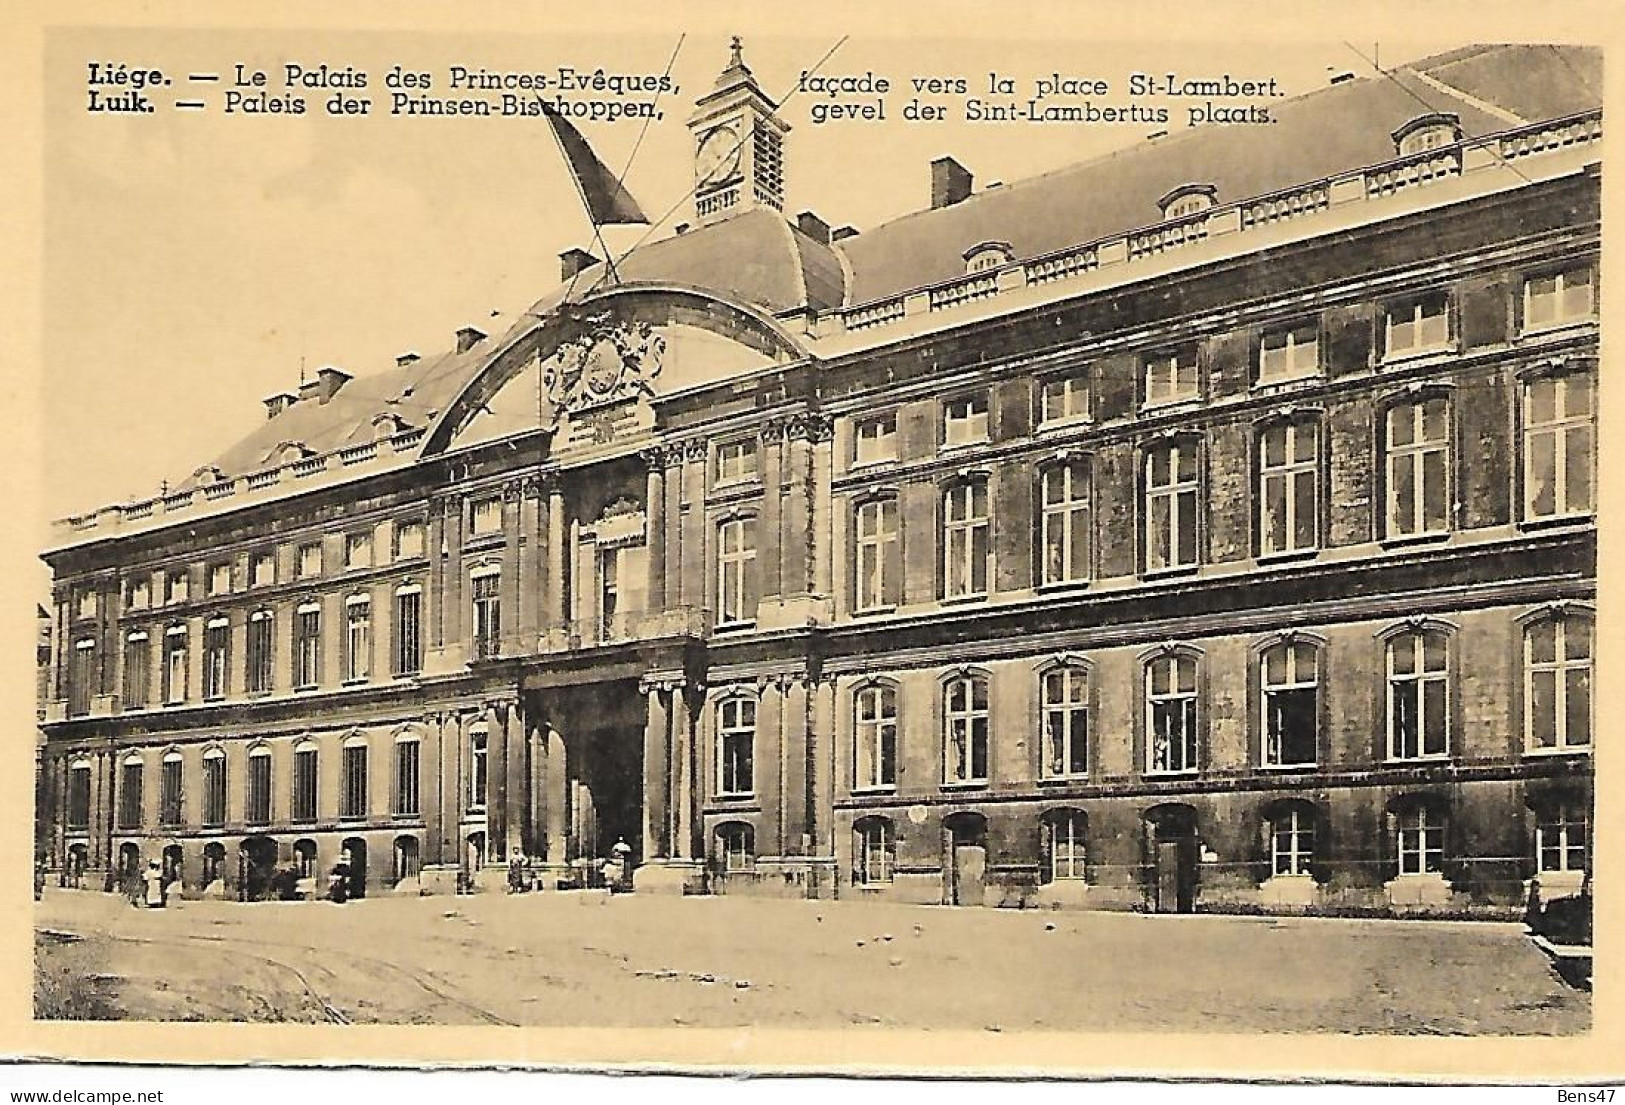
xmin=9 ymin=2 xmax=1616 ymax=1085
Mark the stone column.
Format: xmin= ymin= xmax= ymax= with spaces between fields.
xmin=424 ymin=713 xmax=448 ymax=867
xmin=663 ymin=447 xmax=684 ymax=612
xmin=643 ymin=451 xmax=667 ymax=615
xmin=672 ymin=682 xmax=704 ymax=860
xmin=499 ymin=485 xmax=523 ymax=655
xmin=639 ymin=676 xmax=672 ymax=861
xmin=782 ymin=674 xmax=811 ymax=854
xmin=811 ymin=674 xmax=836 ymax=856
xmin=443 ymin=497 xmax=465 ymax=647
xmin=545 ymin=726 xmax=568 ymax=864
xmin=545 ymin=483 xmax=567 ymax=629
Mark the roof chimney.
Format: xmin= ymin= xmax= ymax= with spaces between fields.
xmin=298 ymin=365 xmax=352 ymax=404
xmin=674 ymin=222 xmax=691 ymax=236
xmin=931 ymin=156 xmax=974 ymax=209
xmin=455 ymin=326 xmax=487 ymax=355
xmin=1328 ymin=68 xmax=1356 ymax=85
xmin=396 ymin=351 xmax=421 ymax=369
xmin=831 ymin=225 xmax=860 ymax=242
xmin=263 ymin=392 xmax=298 ymax=420
xmin=796 ymin=210 xmax=832 ymax=245
xmin=559 ymin=247 xmax=599 ymax=282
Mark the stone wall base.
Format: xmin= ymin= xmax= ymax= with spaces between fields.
xmin=633 ymin=859 xmax=707 ymax=895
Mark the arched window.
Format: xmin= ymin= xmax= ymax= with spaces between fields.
xmin=471 ymin=565 xmax=502 ymax=658
xmin=162 ymin=624 xmax=189 ymax=705
xmin=1043 ymin=809 xmax=1088 ymax=882
xmin=201 ymin=746 xmax=227 ymax=826
xmin=716 ymin=517 xmax=758 ymax=626
xmin=1268 ymin=801 xmax=1316 ymax=877
xmin=853 ymin=817 xmax=896 ymax=884
xmin=344 ymin=594 xmax=371 ymax=682
xmin=293 ymin=838 xmax=318 ymax=879
xmin=1392 ymin=113 xmax=1461 ymax=156
xmin=246 ymin=745 xmax=272 ymax=826
xmin=1522 ymin=367 xmax=1595 ymax=521
xmin=292 ymin=739 xmax=319 ymax=823
xmin=117 ymin=752 xmax=143 ymax=830
xmin=1040 ymin=457 xmax=1092 ymax=586
xmin=394 ymin=730 xmax=422 ymax=817
xmin=942 ymin=478 xmax=990 ymax=599
xmin=716 ymin=821 xmax=754 ymax=873
xmin=294 ymin=601 xmax=322 ymax=689
xmin=853 ymin=496 xmax=900 ymax=612
xmin=1040 ymin=662 xmax=1089 ymax=779
xmin=159 ymin=750 xmax=183 ymax=826
xmin=122 ymin=630 xmax=150 ymax=709
xmin=341 ymin=733 xmax=369 ymax=820
xmin=246 ymin=609 xmax=274 ymax=694
xmin=1385 ymin=625 xmax=1450 ymax=760
xmin=1260 ymin=637 xmax=1320 ymax=767
xmin=203 ymin=616 xmax=229 ymax=700
xmin=717 ymin=695 xmax=756 ymax=797
xmin=393 ymin=582 xmax=424 ymax=676
xmin=853 ymin=682 xmax=897 ymax=791
xmin=1383 ymin=391 xmax=1452 ymax=538
xmin=1524 ymin=610 xmax=1591 ymax=751
xmin=942 ymin=670 xmax=990 ymax=784
xmin=1145 ymin=649 xmax=1199 ymax=774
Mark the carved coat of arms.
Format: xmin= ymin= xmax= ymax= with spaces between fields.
xmin=542 ymin=313 xmax=665 ymax=418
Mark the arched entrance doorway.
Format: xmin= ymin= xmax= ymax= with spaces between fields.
xmin=1144 ymin=803 xmax=1200 ymax=913
xmin=202 ymin=841 xmax=227 ymax=891
xmin=162 ymin=844 xmax=184 ymax=890
xmin=117 ymin=842 xmax=142 ymax=895
xmin=942 ymin=811 xmax=989 ymax=906
xmin=65 ymin=843 xmax=88 ymax=888
xmin=393 ymin=835 xmax=420 ymax=885
xmin=465 ymin=830 xmax=487 ymax=878
xmin=240 ymin=836 xmax=278 ymax=901
xmin=340 ymin=837 xmax=367 ymax=899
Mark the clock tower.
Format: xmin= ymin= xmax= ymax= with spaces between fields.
xmin=688 ymin=37 xmax=789 ymax=227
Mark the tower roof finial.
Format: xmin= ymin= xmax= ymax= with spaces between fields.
xmin=730 ymin=35 xmax=743 ymax=68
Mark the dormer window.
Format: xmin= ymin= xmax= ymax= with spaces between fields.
xmin=1392 ymin=113 xmax=1462 ymax=157
xmin=278 ymin=442 xmax=310 ymax=465
xmin=1158 ymin=184 xmax=1217 ymax=222
xmin=372 ymin=413 xmax=409 ymax=441
xmin=963 ymin=241 xmax=1014 ymax=275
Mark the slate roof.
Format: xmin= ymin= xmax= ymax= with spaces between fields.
xmin=171 ymin=43 xmax=1597 ymax=495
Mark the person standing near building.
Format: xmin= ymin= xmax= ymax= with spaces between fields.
xmin=143 ymin=861 xmax=165 ymax=909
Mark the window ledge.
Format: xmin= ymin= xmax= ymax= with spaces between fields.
xmin=1037 ymin=774 xmax=1089 ymax=785
xmin=1141 ymin=565 xmax=1200 ymax=582
xmin=850 ymin=605 xmax=897 ymax=618
xmin=939 ymin=438 xmax=990 ymax=454
xmin=851 ymin=786 xmax=898 ymax=797
xmin=1384 ymin=755 xmax=1452 ymax=766
xmin=293 ymin=684 xmax=320 ymax=694
xmin=713 ymin=620 xmax=756 ymax=634
xmin=1379 ymin=532 xmax=1451 ymax=552
xmin=939 ymin=593 xmax=989 ymax=607
xmin=1517 ymin=514 xmax=1595 ymax=533
xmin=1144 ymin=769 xmax=1200 ymax=779
xmin=1524 ymin=745 xmax=1591 ymax=757
xmin=1379 ymin=345 xmax=1457 ymax=368
xmin=341 ymin=678 xmax=369 ymax=688
xmin=1518 ymin=318 xmax=1597 ymax=340
xmin=850 ymin=457 xmax=899 ymax=473
xmin=713 ymin=792 xmax=756 ymax=802
xmin=1255 ymin=548 xmax=1320 ymax=566
xmin=1251 ymin=372 xmax=1327 ymax=394
xmin=1036 ymin=580 xmax=1092 ymax=595
xmin=1036 ymin=417 xmax=1093 ymax=434
xmin=1258 ymin=761 xmax=1318 ymax=772
xmin=1139 ymin=397 xmax=1203 ymax=416
xmin=941 ymin=780 xmax=990 ymax=790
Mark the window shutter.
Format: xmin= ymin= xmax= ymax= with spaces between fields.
xmin=1457 ymin=275 xmax=1511 ymax=350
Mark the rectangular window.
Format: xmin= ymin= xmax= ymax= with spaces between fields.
xmin=1147 ymin=653 xmax=1198 ymax=774
xmin=118 ymin=759 xmax=143 ymax=830
xmin=162 ymin=627 xmax=188 ymax=704
xmin=1523 ymin=266 xmax=1596 ymax=332
xmin=246 ymin=611 xmax=273 ymax=694
xmin=717 ymin=518 xmax=758 ymax=625
xmin=1259 ymin=421 xmax=1320 ymax=556
xmin=1384 ymin=294 xmax=1451 ymax=359
xmin=122 ymin=633 xmax=149 ymax=709
xmin=202 ymin=753 xmax=226 ymax=826
xmin=395 ymin=740 xmax=421 ymax=817
xmin=250 ymin=552 xmax=276 ymax=588
xmin=165 ymin=570 xmax=189 ymax=606
xmin=75 ymin=588 xmax=98 ymax=620
xmin=857 ymin=821 xmax=895 ymax=884
xmin=853 ymin=498 xmax=900 ymax=611
xmin=294 ymin=605 xmax=322 ymax=689
xmin=1385 ymin=397 xmax=1451 ymax=538
xmin=472 ymin=573 xmax=502 ymax=658
xmin=943 ymin=481 xmax=990 ymax=599
xmin=1040 ymin=370 xmax=1091 ymax=426
xmin=394 ymin=520 xmax=425 ymax=560
xmin=297 ymin=543 xmax=323 ymax=579
xmin=718 ymin=697 xmax=756 ymax=796
xmin=1145 ymin=441 xmax=1200 ymax=572
xmin=470 ymin=498 xmax=502 ymax=536
xmin=1526 ymin=617 xmax=1591 ymax=752
xmin=1041 ymin=459 xmax=1091 ymax=586
xmin=246 ymin=751 xmax=272 ymax=826
xmin=715 ymin=438 xmax=759 ymax=484
xmin=1272 ymin=808 xmax=1315 ymax=876
xmin=1050 ymin=813 xmax=1088 ymax=880
xmin=202 ymin=619 xmax=229 ymax=700
xmin=1388 ymin=631 xmax=1450 ymax=760
xmin=1262 ymin=642 xmax=1319 ymax=767
xmin=394 ymin=588 xmax=423 ymax=676
xmin=341 ymin=744 xmax=368 ymax=819
xmin=1258 ymin=323 xmax=1321 ymax=383
xmin=126 ymin=577 xmax=150 ymax=610
xmin=344 ymin=532 xmax=374 ymax=571
xmin=69 ymin=639 xmax=94 ymax=717
xmin=1524 ymin=372 xmax=1594 ymax=521
xmin=599 ymin=546 xmax=620 ymax=639
xmin=942 ymin=393 xmax=990 ymax=447
xmin=208 ymin=562 xmax=232 ymax=596
xmin=1042 ymin=666 xmax=1089 ymax=779
xmin=1537 ymin=801 xmax=1588 ymax=875
xmin=159 ymin=757 xmax=182 ymax=826
xmin=292 ymin=747 xmax=318 ymax=822
xmin=345 ymin=598 xmax=371 ymax=681
xmin=853 ymin=413 xmax=898 ymax=467
xmin=469 ymin=732 xmax=488 ymax=811
xmin=1143 ymin=350 xmax=1199 ymax=406
xmin=1396 ymin=807 xmax=1445 ymax=875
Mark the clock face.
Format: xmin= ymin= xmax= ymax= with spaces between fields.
xmin=695 ymin=125 xmax=742 ymax=186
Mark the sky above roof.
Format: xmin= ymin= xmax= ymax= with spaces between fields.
xmin=43 ymin=28 xmax=1590 ymax=547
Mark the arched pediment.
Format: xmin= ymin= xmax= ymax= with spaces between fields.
xmin=422 ymin=284 xmax=807 ymax=458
